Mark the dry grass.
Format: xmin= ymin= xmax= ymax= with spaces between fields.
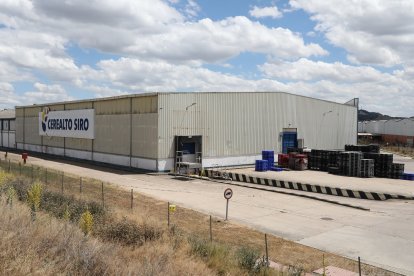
xmin=0 ymin=197 xmax=215 ymax=276
xmin=382 ymin=145 xmax=414 ymax=158
xmin=0 ymin=159 xmax=400 ymax=276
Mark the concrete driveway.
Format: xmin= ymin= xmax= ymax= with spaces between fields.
xmin=2 ymin=151 xmax=414 ymax=275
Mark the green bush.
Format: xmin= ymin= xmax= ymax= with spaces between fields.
xmin=27 ymin=181 xmax=43 ymax=212
xmin=236 ymin=246 xmax=260 ymax=273
xmin=98 ymin=217 xmax=163 ymax=246
xmin=79 ymin=209 xmax=94 ymax=235
xmin=40 ymin=191 xmax=106 ymax=223
xmin=188 ymin=236 xmax=211 ymax=258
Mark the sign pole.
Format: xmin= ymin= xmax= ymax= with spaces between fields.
xmin=225 ymin=199 xmax=229 ymax=220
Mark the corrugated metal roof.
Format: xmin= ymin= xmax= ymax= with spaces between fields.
xmin=16 ymin=91 xmax=356 ymax=109
xmin=0 ymin=109 xmax=15 ymax=119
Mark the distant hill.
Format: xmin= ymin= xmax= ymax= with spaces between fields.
xmin=358 ymin=109 xmax=405 ymax=121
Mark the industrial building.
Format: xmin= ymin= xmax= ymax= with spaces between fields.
xmin=14 ymin=92 xmax=357 ymax=171
xmin=358 ymin=119 xmax=414 ymax=146
xmin=0 ymin=109 xmax=16 ymax=149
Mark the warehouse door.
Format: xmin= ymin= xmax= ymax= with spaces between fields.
xmin=282 ymin=128 xmax=298 ymax=153
xmin=175 ymin=136 xmax=202 ymax=163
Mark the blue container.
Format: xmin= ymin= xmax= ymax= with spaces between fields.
xmin=255 ymin=160 xmax=268 ymax=171
xmin=270 ymin=167 xmax=283 ymax=172
xmin=401 ymin=173 xmax=414 ymax=181
xmin=262 ymin=150 xmax=274 ymax=168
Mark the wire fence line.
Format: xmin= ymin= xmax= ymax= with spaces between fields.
xmin=0 ymin=157 xmax=383 ymax=275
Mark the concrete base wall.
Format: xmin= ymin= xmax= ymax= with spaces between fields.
xmin=132 ymin=157 xmax=157 ymax=171
xmin=157 ymin=154 xmax=261 ymax=172
xmin=16 ymin=143 xmax=158 ymax=171
xmin=203 ymin=154 xmax=261 ymax=168
xmin=15 ymin=143 xmax=263 ymax=172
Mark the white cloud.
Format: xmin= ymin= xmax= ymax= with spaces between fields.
xmin=95 ymin=57 xmax=287 ymax=92
xmin=289 ymin=0 xmax=414 ymax=66
xmin=0 ymin=1 xmax=326 ymax=64
xmin=0 ymin=0 xmax=412 ymax=117
xmin=249 ymin=6 xmax=283 ymax=19
xmin=260 ymin=58 xmax=389 ymax=82
xmin=259 ymin=58 xmax=414 ymax=116
xmin=123 ymin=16 xmax=326 ymax=63
xmin=0 ymin=82 xmax=20 ymax=109
xmin=23 ymin=83 xmax=74 ymax=104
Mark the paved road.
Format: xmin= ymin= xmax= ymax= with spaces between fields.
xmin=2 ymin=151 xmax=414 ymax=275
xmin=228 ymin=154 xmax=414 ymax=196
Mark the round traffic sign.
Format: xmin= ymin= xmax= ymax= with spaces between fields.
xmin=224 ymin=188 xmax=233 ymax=200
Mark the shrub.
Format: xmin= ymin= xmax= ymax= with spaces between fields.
xmin=27 ymin=181 xmax=43 ymax=212
xmin=79 ymin=210 xmax=94 ymax=236
xmin=188 ymin=236 xmax=211 ymax=258
xmin=40 ymin=191 xmax=106 ymax=223
xmin=188 ymin=236 xmax=232 ymax=275
xmin=98 ymin=217 xmax=163 ymax=246
xmin=0 ymin=170 xmax=10 ymax=187
xmin=236 ymin=246 xmax=260 ymax=273
xmin=6 ymin=186 xmax=16 ymax=206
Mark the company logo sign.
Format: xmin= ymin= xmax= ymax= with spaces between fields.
xmin=39 ymin=109 xmax=95 ymax=139
xmin=41 ymin=107 xmax=50 ymax=132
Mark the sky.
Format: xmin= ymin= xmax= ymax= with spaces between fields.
xmin=0 ymin=0 xmax=413 ymax=116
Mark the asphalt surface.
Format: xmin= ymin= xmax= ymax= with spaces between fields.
xmin=2 ymin=151 xmax=414 ymax=275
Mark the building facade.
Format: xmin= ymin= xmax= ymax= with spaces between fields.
xmin=0 ymin=109 xmax=16 ymax=149
xmin=358 ymin=119 xmax=414 ymax=146
xmin=15 ymin=92 xmax=358 ymax=171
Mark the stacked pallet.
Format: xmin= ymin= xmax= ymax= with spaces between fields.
xmin=338 ymin=151 xmax=362 ymax=177
xmin=390 ymin=163 xmax=405 ymax=179
xmin=364 ymin=153 xmax=393 ymax=178
xmin=308 ymin=150 xmax=341 ymax=171
xmin=345 ymin=144 xmax=380 ymax=153
xmin=360 ymin=159 xmax=375 ymax=178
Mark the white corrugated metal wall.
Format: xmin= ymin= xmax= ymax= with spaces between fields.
xmin=158 ymin=92 xmax=357 ymax=162
xmin=358 ymin=119 xmax=414 ymax=136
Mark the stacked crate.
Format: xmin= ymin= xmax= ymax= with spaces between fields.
xmin=360 ymin=159 xmax=375 ymax=178
xmin=338 ymin=151 xmax=362 ymax=177
xmin=345 ymin=144 xmax=380 ymax=153
xmin=308 ymin=150 xmax=341 ymax=172
xmin=375 ymin=154 xmax=393 ymax=178
xmin=308 ymin=149 xmax=322 ymax=170
xmin=364 ymin=153 xmax=391 ymax=177
xmin=390 ymin=163 xmax=405 ymax=179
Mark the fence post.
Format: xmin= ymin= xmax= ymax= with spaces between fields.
xmin=61 ymin=172 xmax=64 ymax=194
xmin=80 ymin=177 xmax=82 ymax=194
xmin=8 ymin=159 xmax=11 ymax=173
xmin=167 ymin=201 xmax=170 ymax=227
xmin=45 ymin=168 xmax=48 ymax=184
xmin=101 ymin=182 xmax=104 ymax=208
xmin=358 ymin=256 xmax=361 ymax=276
xmin=209 ymin=215 xmax=213 ymax=242
xmin=31 ymin=165 xmax=34 ymax=183
xmin=131 ymin=189 xmax=133 ymax=210
xmin=265 ymin=234 xmax=269 ymax=267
